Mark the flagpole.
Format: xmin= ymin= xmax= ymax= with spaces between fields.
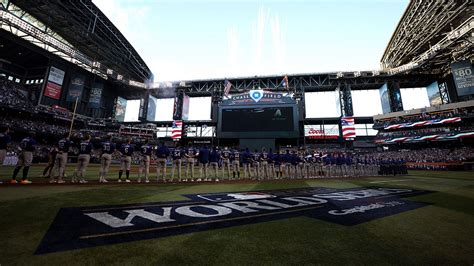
xmin=69 ymin=97 xmax=79 ymax=138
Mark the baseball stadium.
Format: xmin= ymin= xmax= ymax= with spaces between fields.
xmin=0 ymin=0 xmax=473 ymax=265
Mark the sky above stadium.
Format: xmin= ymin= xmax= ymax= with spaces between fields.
xmin=93 ymin=0 xmax=408 ymax=82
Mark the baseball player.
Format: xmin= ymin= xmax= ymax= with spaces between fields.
xmin=171 ymin=144 xmax=183 ymax=182
xmin=184 ymin=145 xmax=198 ymax=181
xmin=252 ymin=149 xmax=261 ymax=180
xmin=242 ymin=148 xmax=252 ymax=179
xmin=42 ymin=146 xmax=57 ymax=179
xmin=99 ymin=135 xmax=116 ymax=183
xmin=231 ymin=147 xmax=241 ymax=180
xmin=52 ymin=134 xmax=72 ymax=183
xmin=118 ymin=138 xmax=134 ymax=183
xmin=197 ymin=146 xmax=210 ymax=181
xmin=11 ymin=132 xmax=37 ymax=184
xmin=138 ymin=139 xmax=152 ymax=183
xmin=156 ymin=142 xmax=170 ymax=182
xmin=221 ymin=146 xmax=232 ymax=180
xmin=73 ymin=134 xmax=93 ymax=183
xmin=260 ymin=147 xmax=270 ymax=180
xmin=209 ymin=146 xmax=220 ymax=181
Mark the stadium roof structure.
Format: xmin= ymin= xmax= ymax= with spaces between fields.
xmin=1 ymin=0 xmax=152 ymax=86
xmin=381 ymin=0 xmax=473 ymax=75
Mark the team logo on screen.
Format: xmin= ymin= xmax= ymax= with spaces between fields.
xmin=35 ymin=187 xmax=431 ymax=254
xmin=249 ymin=89 xmax=264 ymax=102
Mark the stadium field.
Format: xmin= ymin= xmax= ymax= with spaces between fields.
xmin=0 ymin=166 xmax=473 ymax=265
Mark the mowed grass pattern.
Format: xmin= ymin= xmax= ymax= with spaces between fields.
xmin=0 ymin=164 xmax=473 ymax=265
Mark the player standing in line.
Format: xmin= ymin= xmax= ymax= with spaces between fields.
xmin=138 ymin=139 xmax=152 ymax=183
xmin=345 ymin=153 xmax=354 ymax=177
xmin=221 ymin=146 xmax=232 ymax=180
xmin=251 ymin=149 xmax=261 ymax=180
xmin=52 ymin=134 xmax=72 ymax=183
xmin=184 ymin=144 xmax=198 ymax=181
xmin=118 ymin=138 xmax=134 ymax=183
xmin=11 ymin=132 xmax=37 ymax=184
xmin=209 ymin=146 xmax=220 ymax=181
xmin=306 ymin=150 xmax=314 ymax=178
xmin=274 ymin=150 xmax=281 ymax=179
xmin=282 ymin=149 xmax=291 ymax=179
xmin=197 ymin=146 xmax=210 ymax=181
xmin=324 ymin=153 xmax=333 ymax=178
xmin=242 ymin=148 xmax=252 ymax=179
xmin=260 ymin=147 xmax=269 ymax=180
xmin=231 ymin=147 xmax=241 ymax=180
xmin=315 ymin=153 xmax=324 ymax=177
xmin=267 ymin=148 xmax=275 ymax=179
xmin=156 ymin=141 xmax=170 ymax=182
xmin=171 ymin=144 xmax=183 ymax=182
xmin=99 ymin=135 xmax=116 ymax=183
xmin=42 ymin=145 xmax=57 ymax=179
xmin=0 ymin=128 xmax=11 ymax=184
xmin=290 ymin=150 xmax=299 ymax=179
xmin=297 ymin=149 xmax=307 ymax=178
xmin=73 ymin=134 xmax=93 ymax=183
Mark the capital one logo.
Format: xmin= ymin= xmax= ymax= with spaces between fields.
xmin=35 ymin=187 xmax=431 ymax=254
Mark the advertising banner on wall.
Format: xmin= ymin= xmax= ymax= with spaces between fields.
xmin=451 ymin=60 xmax=474 ymax=96
xmin=44 ymin=66 xmax=65 ymax=100
xmin=304 ymin=124 xmax=339 ymax=139
xmin=88 ymin=82 xmax=103 ymax=108
xmin=379 ymin=83 xmax=391 ymax=114
xmin=221 ymin=90 xmax=295 ymax=106
xmin=66 ymin=74 xmax=86 ymax=102
xmin=147 ymin=95 xmax=157 ymax=121
xmin=115 ymin=96 xmax=127 ymax=122
xmin=426 ymin=81 xmax=442 ymax=106
xmin=182 ymin=94 xmax=190 ymax=121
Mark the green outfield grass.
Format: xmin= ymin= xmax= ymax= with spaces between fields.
xmin=0 ymin=164 xmax=473 ymax=265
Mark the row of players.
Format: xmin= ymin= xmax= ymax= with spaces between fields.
xmin=1 ymin=130 xmax=404 ymax=184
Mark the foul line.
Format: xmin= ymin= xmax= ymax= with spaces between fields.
xmin=79 ymin=205 xmax=324 ymax=239
xmin=369 ymin=179 xmax=411 ymax=184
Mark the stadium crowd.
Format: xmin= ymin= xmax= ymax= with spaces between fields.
xmin=373 ymin=107 xmax=473 ymax=128
xmin=375 ymin=126 xmax=474 ymax=139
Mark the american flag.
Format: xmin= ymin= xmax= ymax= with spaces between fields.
xmin=341 ymin=116 xmax=356 ymax=139
xmin=280 ymin=75 xmax=289 ymax=89
xmin=224 ymin=80 xmax=232 ymax=97
xmin=171 ymin=120 xmax=183 ymax=139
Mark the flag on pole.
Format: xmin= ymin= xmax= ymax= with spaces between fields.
xmin=341 ymin=116 xmax=356 ymax=139
xmin=280 ymin=75 xmax=289 ymax=89
xmin=224 ymin=79 xmax=232 ymax=97
xmin=171 ymin=120 xmax=183 ymax=140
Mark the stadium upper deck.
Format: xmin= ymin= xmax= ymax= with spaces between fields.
xmin=381 ymin=0 xmax=473 ymax=75
xmin=1 ymin=0 xmax=153 ymax=86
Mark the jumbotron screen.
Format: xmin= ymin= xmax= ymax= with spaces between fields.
xmin=221 ymin=107 xmax=294 ymax=132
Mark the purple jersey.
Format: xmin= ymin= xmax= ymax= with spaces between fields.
xmin=79 ymin=141 xmax=93 ymax=155
xmin=102 ymin=142 xmax=116 ymax=154
xmin=20 ymin=137 xmax=36 ymax=152
xmin=58 ymin=138 xmax=72 ymax=152
xmin=172 ymin=148 xmax=183 ymax=159
xmin=141 ymin=144 xmax=152 ymax=156
xmin=121 ymin=144 xmax=134 ymax=156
